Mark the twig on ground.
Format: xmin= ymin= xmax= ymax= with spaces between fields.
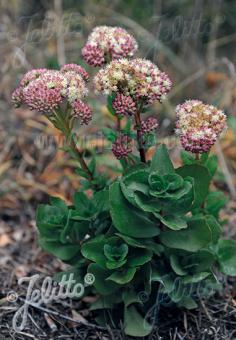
xmin=200 ymin=299 xmax=213 ymax=322
xmin=18 ymin=297 xmax=107 ymax=331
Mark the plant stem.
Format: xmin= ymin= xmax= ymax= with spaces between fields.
xmin=134 ymin=104 xmax=146 ymax=163
xmin=69 ymin=135 xmax=94 ymax=182
xmin=116 ymin=116 xmax=121 ymax=131
xmin=195 ymin=153 xmax=200 ymax=161
xmin=52 ymin=109 xmax=95 ymax=184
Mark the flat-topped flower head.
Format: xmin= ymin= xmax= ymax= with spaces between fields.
xmin=82 ymin=26 xmax=138 ymax=67
xmin=37 ymin=70 xmax=67 ymax=94
xmin=20 ymin=70 xmax=67 ymax=114
xmin=93 ymin=58 xmax=172 ymax=106
xmin=23 ymin=79 xmax=62 ymax=114
xmin=12 ymin=67 xmax=90 ymax=116
xmin=176 ymin=100 xmax=227 ymax=153
xmin=60 ymin=63 xmax=89 ymax=81
xmin=112 ymin=134 xmax=132 ymax=159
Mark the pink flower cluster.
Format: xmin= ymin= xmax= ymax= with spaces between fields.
xmin=112 ymin=135 xmax=132 ymax=159
xmin=72 ymin=100 xmax=92 ymax=125
xmin=112 ymin=93 xmax=136 ymax=116
xmin=93 ymin=58 xmax=172 ymax=106
xmin=141 ymin=117 xmax=158 ymax=134
xmin=20 ymin=68 xmax=47 ymax=87
xmin=60 ymin=63 xmax=89 ymax=81
xmin=82 ymin=26 xmax=138 ymax=67
xmin=176 ymin=100 xmax=227 ymax=153
xmin=12 ymin=64 xmax=92 ymax=125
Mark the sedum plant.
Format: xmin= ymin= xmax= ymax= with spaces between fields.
xmin=12 ymin=26 xmax=236 ymax=337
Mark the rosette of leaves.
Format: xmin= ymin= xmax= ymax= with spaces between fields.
xmin=36 ymin=144 xmax=236 ymax=337
xmin=36 ymin=190 xmax=111 ymax=268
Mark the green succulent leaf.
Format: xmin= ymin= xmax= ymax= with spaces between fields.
xmin=127 ymin=248 xmax=153 ymax=267
xmin=182 ymin=250 xmax=216 ymax=274
xmin=148 ymin=172 xmax=169 ymax=194
xmin=206 ymin=215 xmax=221 ymax=243
xmin=110 ymin=182 xmax=160 ymax=238
xmin=60 ymin=209 xmax=74 ymax=243
xmin=93 ymin=189 xmax=110 ymax=213
xmin=88 ymin=263 xmax=120 ymax=295
xmin=116 ymin=234 xmax=147 ymax=248
xmin=217 ymin=239 xmax=236 ymax=276
xmin=123 ymin=290 xmax=141 ymax=307
xmin=150 ymin=144 xmax=175 ymax=174
xmin=106 ymin=259 xmax=127 ymax=269
xmin=73 ymin=192 xmax=96 ymax=218
xmin=155 ymin=213 xmax=188 ymax=230
xmin=107 ymin=267 xmax=136 ymax=284
xmin=36 ymin=204 xmax=66 ymax=240
xmin=160 ymin=218 xmax=212 ymax=252
xmin=134 ymin=192 xmax=161 ymax=213
xmin=72 ymin=220 xmax=90 ymax=241
xmin=37 ymin=204 xmax=65 ymax=228
xmin=180 ymin=150 xmax=196 ymax=165
xmin=205 ymin=191 xmax=228 ymax=218
xmin=39 ymin=238 xmax=79 ymax=261
xmin=205 ymin=154 xmax=218 ymax=178
xmin=176 ymin=164 xmax=211 ymax=209
xmin=49 ymin=197 xmax=68 ymax=215
xmin=124 ymin=305 xmax=152 ymax=337
xmin=170 ymin=255 xmax=188 ymax=276
xmin=81 ymin=235 xmax=107 ymax=267
xmin=120 ymin=168 xmax=149 ymax=206
xmin=178 ymin=296 xmax=198 ymax=309
xmin=160 ymin=178 xmax=194 ymax=214
xmin=182 ymin=272 xmax=210 ymax=284
xmin=90 ymin=294 xmax=122 ymax=310
xmin=104 ymin=243 xmax=128 ymax=262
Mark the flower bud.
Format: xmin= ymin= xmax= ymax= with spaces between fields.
xmin=112 ymin=135 xmax=132 ymax=159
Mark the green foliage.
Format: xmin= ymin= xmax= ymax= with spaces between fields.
xmin=36 ymin=144 xmax=234 ymax=337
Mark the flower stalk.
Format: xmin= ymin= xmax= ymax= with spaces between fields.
xmin=52 ymin=108 xmax=95 ymax=184
xmin=134 ymin=106 xmax=146 ymax=163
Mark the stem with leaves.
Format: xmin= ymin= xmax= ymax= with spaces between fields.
xmin=49 ymin=108 xmax=95 ymax=185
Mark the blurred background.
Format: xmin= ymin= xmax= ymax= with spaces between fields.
xmin=0 ymin=0 xmax=235 ymax=275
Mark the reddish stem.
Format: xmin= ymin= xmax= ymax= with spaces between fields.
xmin=134 ymin=107 xmax=146 ymax=163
